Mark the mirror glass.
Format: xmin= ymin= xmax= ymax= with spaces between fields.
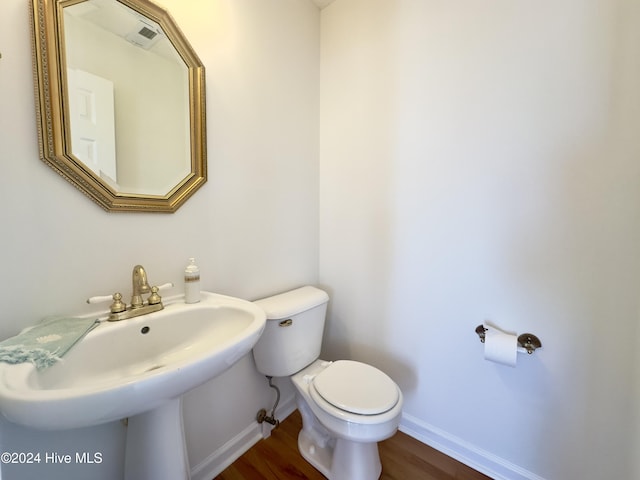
xmin=32 ymin=0 xmax=206 ymax=212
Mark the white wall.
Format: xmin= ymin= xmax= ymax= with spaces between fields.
xmin=319 ymin=1 xmax=640 ymax=479
xmin=0 ymin=1 xmax=318 ymax=479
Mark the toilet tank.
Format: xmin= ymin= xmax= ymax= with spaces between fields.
xmin=252 ymin=286 xmax=329 ymax=377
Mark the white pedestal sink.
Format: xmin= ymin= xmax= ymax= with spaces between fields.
xmin=124 ymin=398 xmax=190 ymax=480
xmin=0 ymin=292 xmax=266 ymax=480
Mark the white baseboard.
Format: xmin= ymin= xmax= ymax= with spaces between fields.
xmin=399 ymin=413 xmax=546 ymax=480
xmin=189 ymin=422 xmax=261 ymax=480
xmin=190 ymin=394 xmax=297 ymax=480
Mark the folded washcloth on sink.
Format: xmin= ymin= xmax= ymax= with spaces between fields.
xmin=0 ymin=317 xmax=100 ymax=370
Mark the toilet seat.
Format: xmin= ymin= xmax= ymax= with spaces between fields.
xmin=311 ymin=360 xmax=399 ymax=415
xmin=294 ymin=358 xmax=404 ymax=440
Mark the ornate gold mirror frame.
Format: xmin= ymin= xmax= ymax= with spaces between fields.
xmin=31 ymin=0 xmax=206 ymax=212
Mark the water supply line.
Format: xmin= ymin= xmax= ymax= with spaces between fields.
xmin=256 ymin=376 xmax=280 ymax=427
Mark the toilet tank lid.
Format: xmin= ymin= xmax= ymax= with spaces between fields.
xmin=254 ymin=286 xmax=329 ymax=320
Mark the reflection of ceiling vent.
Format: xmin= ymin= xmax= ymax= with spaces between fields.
xmin=125 ymin=21 xmax=162 ymax=50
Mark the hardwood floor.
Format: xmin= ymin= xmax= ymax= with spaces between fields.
xmin=214 ymin=410 xmax=492 ymax=480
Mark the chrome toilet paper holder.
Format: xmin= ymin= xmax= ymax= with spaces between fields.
xmin=475 ymin=325 xmax=542 ymax=354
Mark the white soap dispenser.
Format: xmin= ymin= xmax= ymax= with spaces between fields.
xmin=184 ymin=257 xmax=201 ymax=304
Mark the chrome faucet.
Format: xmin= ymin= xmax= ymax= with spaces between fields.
xmin=107 ymin=265 xmax=164 ymax=321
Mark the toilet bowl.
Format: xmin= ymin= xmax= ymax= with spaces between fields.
xmin=291 ymin=359 xmax=403 ymax=480
xmin=252 ymin=286 xmax=403 ymax=480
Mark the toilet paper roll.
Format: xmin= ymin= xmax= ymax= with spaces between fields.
xmin=484 ymin=325 xmax=518 ymax=367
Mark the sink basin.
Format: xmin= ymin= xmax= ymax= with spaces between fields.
xmin=0 ymin=291 xmax=266 ymax=480
xmin=0 ymin=291 xmax=266 ymax=429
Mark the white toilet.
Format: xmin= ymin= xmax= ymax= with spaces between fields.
xmin=252 ymin=286 xmax=403 ymax=480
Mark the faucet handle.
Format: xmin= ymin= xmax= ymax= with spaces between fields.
xmin=155 ymin=282 xmax=174 ymax=292
xmin=148 ymin=286 xmax=161 ymax=305
xmin=87 ymin=293 xmax=116 ymax=304
xmin=147 ymin=283 xmax=174 ymax=306
xmin=110 ymin=293 xmax=126 ymax=313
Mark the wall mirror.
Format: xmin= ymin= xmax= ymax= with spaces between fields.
xmin=31 ymin=0 xmax=206 ymax=212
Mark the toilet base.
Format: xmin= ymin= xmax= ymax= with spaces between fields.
xmin=298 ymin=429 xmax=382 ymax=480
xmin=331 ymin=438 xmax=382 ymax=480
xmin=298 ymin=428 xmax=332 ymax=478
xmin=297 ymin=396 xmax=382 ymax=480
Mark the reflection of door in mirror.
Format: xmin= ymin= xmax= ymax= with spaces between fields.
xmin=63 ymin=0 xmax=191 ymax=196
xmin=67 ymin=68 xmax=119 ymax=190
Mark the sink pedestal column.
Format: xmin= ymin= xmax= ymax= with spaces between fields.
xmin=124 ymin=397 xmax=190 ymax=480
